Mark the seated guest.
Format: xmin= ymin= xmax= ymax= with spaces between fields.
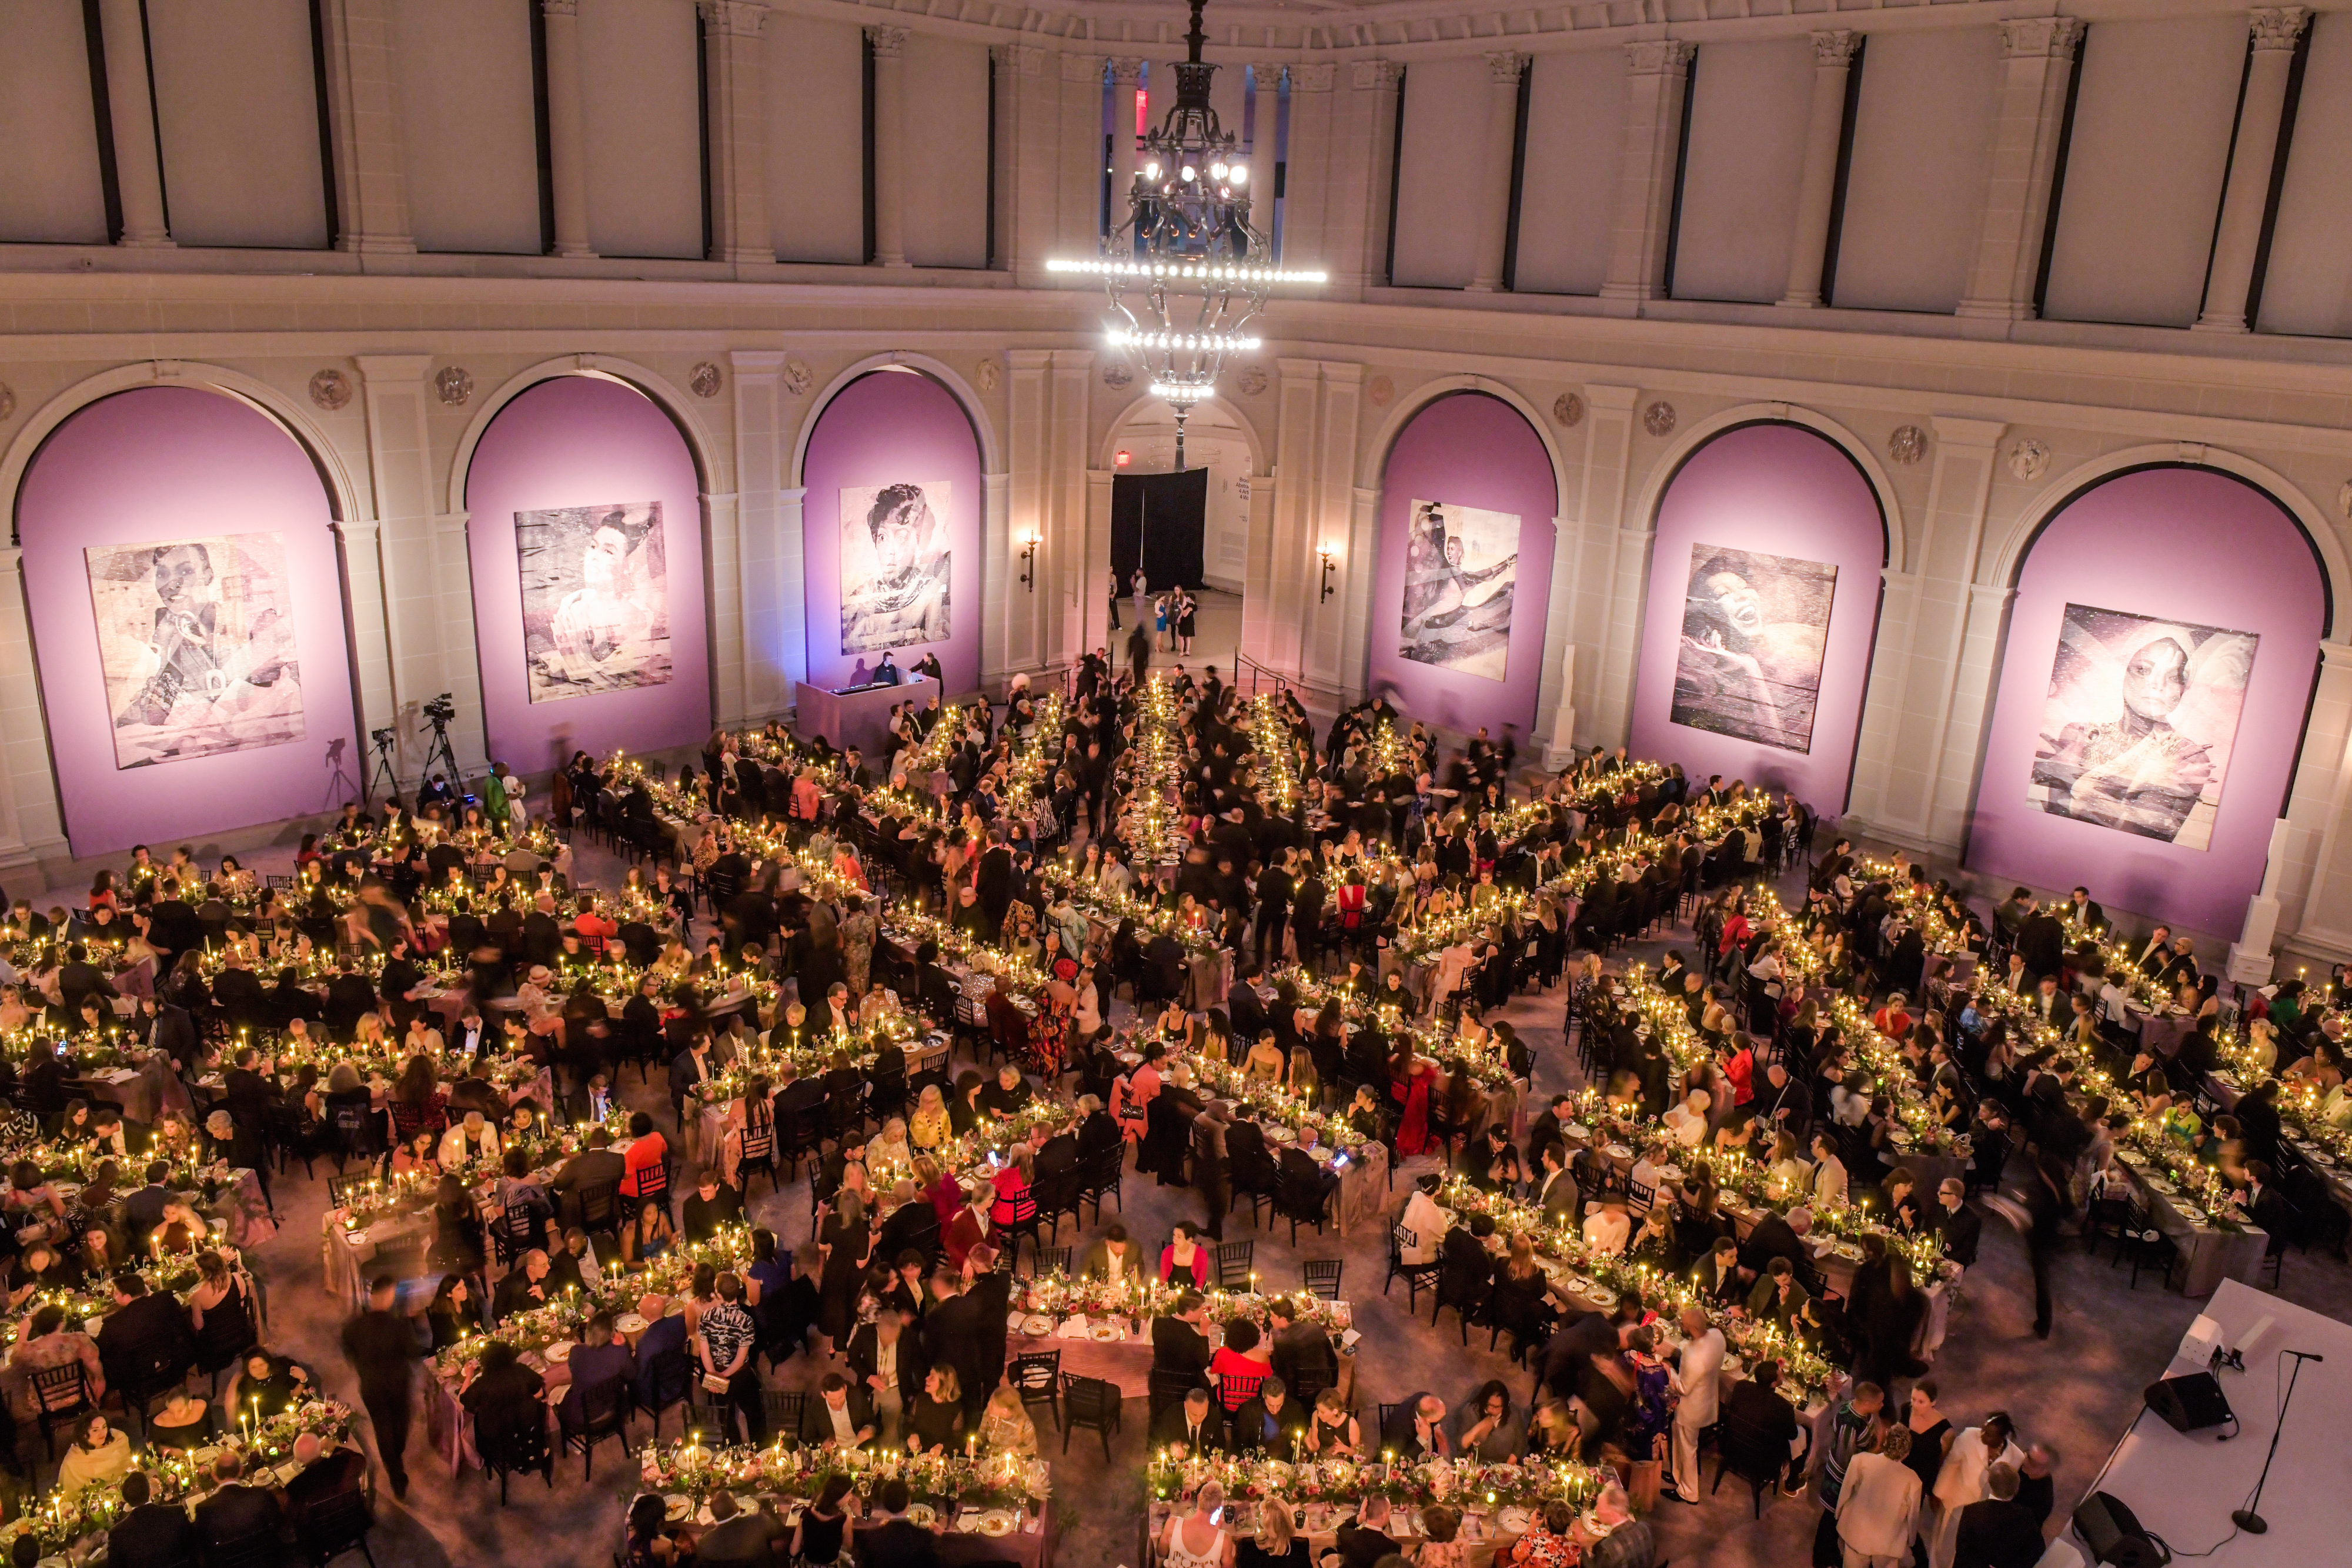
xmin=459 ymin=1339 xmax=548 ymax=1479
xmin=193 ymin=1452 xmax=284 ymax=1557
xmin=1151 ymin=1291 xmax=1212 ymax=1384
xmin=283 ymin=1429 xmax=369 ymax=1516
xmin=800 ymin=1372 xmax=877 ymax=1449
xmin=96 ymin=1271 xmax=195 ymax=1396
xmin=56 ymin=1412 xmax=133 ymax=1491
xmin=109 ymin=1472 xmax=198 ymax=1568
xmin=1228 ymin=1376 xmax=1306 ymax=1453
xmin=681 ymin=1172 xmax=746 ymax=1242
xmin=1334 ymin=1495 xmax=1400 ymax=1568
xmin=1160 ymin=1221 xmax=1210 ymax=1286
xmin=696 ymin=1491 xmax=787 ymax=1568
xmin=906 ymin=1364 xmax=964 ymax=1453
xmin=1148 ymin=1386 xmax=1225 ymax=1456
xmin=1078 ymin=1222 xmax=1147 ymax=1283
xmin=1381 ymin=1392 xmax=1451 ymax=1460
xmin=1720 ymin=1358 xmax=1802 ymax=1492
xmin=560 ymin=1315 xmax=637 ymax=1424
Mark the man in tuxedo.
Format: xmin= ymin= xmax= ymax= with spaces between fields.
xmin=1955 ymin=1463 xmax=2044 ymax=1568
xmin=1148 ymin=1386 xmax=1225 ymax=1456
xmin=857 ymin=1479 xmax=940 ymax=1568
xmin=1151 ymin=1291 xmax=1213 ymax=1385
xmin=1738 ymin=1208 xmax=1809 ymax=1281
xmin=800 ymin=1372 xmax=878 ymax=1449
xmin=97 ymin=1272 xmax=195 ymax=1398
xmin=193 ymin=1452 xmax=283 ymax=1555
xmin=2063 ymin=885 xmax=2107 ymax=934
xmin=283 ymin=1430 xmax=369 ymax=1517
xmin=1531 ymin=1141 xmax=1581 ymax=1225
xmin=1334 ymin=1495 xmax=1401 ymax=1568
xmin=847 ymin=1309 xmax=923 ymax=1447
xmin=109 ymin=1472 xmax=198 ymax=1568
xmin=1266 ymin=1299 xmax=1335 ymax=1395
xmin=2132 ymin=924 xmax=2174 ymax=978
xmin=119 ymin=1163 xmax=178 ymax=1250
xmin=2015 ymin=900 xmax=2066 ymax=983
xmin=2029 ymin=974 xmax=2066 ymax=1029
xmin=1934 ymin=1178 xmax=1983 ymax=1267
xmin=551 ymin=1128 xmax=626 ymax=1224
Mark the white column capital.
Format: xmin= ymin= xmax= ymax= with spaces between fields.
xmin=1107 ymin=55 xmax=1144 ymax=86
xmin=1810 ymin=30 xmax=1861 ymax=66
xmin=1930 ymin=414 xmax=2009 ymax=447
xmin=1999 ymin=16 xmax=2084 ymax=59
xmin=1485 ymin=49 xmax=1529 ymax=85
xmin=1246 ymin=61 xmax=1289 ymax=91
xmin=540 ymin=0 xmax=577 ymax=16
xmin=1061 ymin=52 xmax=1105 ymax=83
xmin=1624 ymin=39 xmax=1696 ymax=76
xmin=866 ymin=25 xmax=908 ymax=59
xmin=994 ymin=42 xmax=1044 ymax=76
xmin=1289 ymin=62 xmax=1334 ymax=92
xmin=1351 ymin=59 xmax=1402 ymax=92
xmin=696 ymin=0 xmax=766 ymax=36
xmin=2250 ymin=8 xmax=2310 ymax=51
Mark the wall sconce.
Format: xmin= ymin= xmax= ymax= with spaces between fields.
xmin=1018 ymin=531 xmax=1040 ymax=593
xmin=1318 ymin=541 xmax=1339 ymax=603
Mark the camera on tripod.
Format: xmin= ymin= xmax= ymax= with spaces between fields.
xmin=422 ymin=693 xmax=456 ymax=725
xmin=369 ymin=726 xmax=396 ymax=749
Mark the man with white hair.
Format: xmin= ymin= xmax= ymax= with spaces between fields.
xmin=1662 ymin=1089 xmax=1712 ymax=1148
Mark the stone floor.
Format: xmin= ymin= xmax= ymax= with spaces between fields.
xmin=100 ymin=826 xmax=2341 ymax=1568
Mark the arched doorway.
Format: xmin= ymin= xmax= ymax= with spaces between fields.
xmin=1966 ymin=466 xmax=2327 ymax=935
xmin=800 ymin=369 xmax=984 ymax=695
xmin=1106 ymin=397 xmax=1256 ymax=672
xmin=1629 ymin=421 xmax=1887 ymax=813
xmin=464 ymin=373 xmax=709 ymax=771
xmin=15 ymin=385 xmax=360 ymax=854
xmin=1367 ymin=390 xmax=1559 ymax=736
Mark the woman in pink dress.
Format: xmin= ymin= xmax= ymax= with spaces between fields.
xmin=1390 ymin=1048 xmax=1435 ymax=1157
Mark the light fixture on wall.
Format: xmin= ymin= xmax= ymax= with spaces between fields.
xmin=1018 ymin=531 xmax=1040 ymax=592
xmin=1318 ymin=541 xmax=1339 ymax=604
xmin=1050 ymin=0 xmax=1322 ymax=470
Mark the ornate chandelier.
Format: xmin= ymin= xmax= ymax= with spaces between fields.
xmin=1048 ymin=0 xmax=1322 ymax=461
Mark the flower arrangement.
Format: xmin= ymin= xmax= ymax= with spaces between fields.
xmin=1147 ymin=1450 xmax=1599 ymax=1513
xmin=636 ymin=1435 xmax=1048 ymax=1511
xmin=1013 ymin=1268 xmax=1351 ymax=1333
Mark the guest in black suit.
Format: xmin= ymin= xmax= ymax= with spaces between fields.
xmin=192 ymin=1452 xmax=283 ymax=1556
xmin=857 ymin=1479 xmax=940 ymax=1568
xmin=96 ymin=1272 xmax=195 ymax=1397
xmin=1933 ymin=1178 xmax=1982 ymax=1267
xmin=1148 ymin=1386 xmax=1226 ymax=1456
xmin=109 ymin=1472 xmax=198 ymax=1568
xmin=1151 ymin=1292 xmax=1212 ymax=1385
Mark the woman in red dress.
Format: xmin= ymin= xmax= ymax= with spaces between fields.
xmin=1389 ymin=1044 xmax=1435 ymax=1157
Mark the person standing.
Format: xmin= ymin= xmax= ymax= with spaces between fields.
xmin=1132 ymin=569 xmax=1151 ymax=630
xmin=1128 ymin=622 xmax=1153 ymax=688
xmin=339 ymin=1275 xmax=422 ymax=1500
xmin=1838 ymin=1426 xmax=1923 ymax=1568
xmin=1668 ymin=1306 xmax=1725 ymax=1502
xmin=1109 ymin=570 xmax=1124 ymax=630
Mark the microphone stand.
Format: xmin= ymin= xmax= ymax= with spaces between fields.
xmin=2231 ymin=1350 xmax=2324 ymax=1534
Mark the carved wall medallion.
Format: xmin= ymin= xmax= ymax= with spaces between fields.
xmin=1366 ymin=373 xmax=1394 ymax=407
xmin=1642 ymin=400 xmax=1676 ymax=438
xmin=2008 ymin=438 xmax=2051 ymax=482
xmin=0 ymin=384 xmax=14 ymax=422
xmin=1887 ymin=424 xmax=1927 ymax=465
xmin=2337 ymin=480 xmax=2352 ymax=521
xmin=1237 ymin=365 xmax=1269 ymax=397
xmin=1102 ymin=364 xmax=1134 ymax=390
xmin=308 ymin=370 xmax=351 ymax=411
xmin=433 ymin=366 xmax=473 ymax=407
xmin=1553 ymin=392 xmax=1585 ymax=428
xmin=782 ymin=359 xmax=814 ymax=396
xmin=974 ymin=359 xmax=998 ymax=394
xmin=689 ymin=362 xmax=723 ymax=399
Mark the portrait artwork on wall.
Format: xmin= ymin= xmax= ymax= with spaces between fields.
xmin=2028 ymin=603 xmax=2259 ymax=851
xmin=1398 ymin=499 xmax=1519 ymax=681
xmin=514 ymin=501 xmax=671 ymax=703
xmin=1669 ymin=543 xmax=1839 ymax=753
xmin=86 ymin=531 xmax=304 ymax=770
xmin=840 ymin=481 xmax=953 ymax=655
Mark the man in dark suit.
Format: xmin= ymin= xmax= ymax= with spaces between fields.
xmin=1334 ymin=1495 xmax=1402 ymax=1568
xmin=119 ymin=1164 xmax=177 ymax=1250
xmin=1228 ymin=1376 xmax=1305 ymax=1454
xmin=696 ymin=1492 xmax=786 ymax=1567
xmin=799 ymin=1373 xmax=878 ymax=1449
xmin=846 ymin=1310 xmax=923 ymax=1447
xmin=1933 ymin=1178 xmax=1983 ymax=1267
xmin=857 ymin=1479 xmax=940 ymax=1568
xmin=1147 ymin=1387 xmax=1225 ymax=1456
xmin=560 ymin=1315 xmax=636 ymax=1425
xmin=1531 ymin=1142 xmax=1581 ymax=1226
xmin=1738 ymin=1209 xmax=1808 ymax=1281
xmin=551 ymin=1128 xmax=627 ymax=1223
xmin=58 ymin=942 xmax=118 ymax=1018
xmin=630 ymin=1308 xmax=690 ymax=1412
xmin=322 ymin=964 xmax=380 ymax=1042
xmin=96 ymin=1272 xmax=195 ymax=1398
xmin=192 ymin=1452 xmax=283 ymax=1555
xmin=1279 ymin=1127 xmax=1341 ymax=1214
xmin=283 ymin=1431 xmax=369 ymax=1517
xmin=1954 ymin=1464 xmax=2044 ymax=1568
xmin=1151 ymin=1292 xmax=1212 ymax=1384
xmin=681 ymin=1173 xmax=746 ymax=1242
xmin=2063 ymin=885 xmax=2107 ymax=934
xmin=109 ymin=1472 xmax=198 ymax=1568
xmin=1266 ymin=1299 xmax=1335 ymax=1396
xmin=2015 ymin=901 xmax=2066 ymax=982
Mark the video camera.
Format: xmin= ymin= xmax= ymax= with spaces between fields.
xmin=421 ymin=692 xmax=457 ymax=724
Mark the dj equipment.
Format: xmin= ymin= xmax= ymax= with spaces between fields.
xmin=2141 ymin=1372 xmax=2233 ymax=1433
xmin=2073 ymin=1491 xmax=2171 ymax=1567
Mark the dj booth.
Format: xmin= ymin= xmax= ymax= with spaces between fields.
xmin=2064 ymin=1279 xmax=2351 ymax=1568
xmin=794 ymin=673 xmax=933 ymax=757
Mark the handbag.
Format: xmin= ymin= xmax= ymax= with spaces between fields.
xmin=701 ymin=1372 xmax=733 ymax=1395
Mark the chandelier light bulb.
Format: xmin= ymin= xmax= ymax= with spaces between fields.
xmin=1230 ymin=164 xmax=1247 ymax=185
xmin=1210 ymin=161 xmax=1228 ymax=180
xmin=1180 ymin=165 xmax=1197 ymax=183
xmin=1144 ymin=160 xmax=1160 ymax=180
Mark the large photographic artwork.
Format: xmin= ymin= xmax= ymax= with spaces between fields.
xmin=2028 ymin=603 xmax=2258 ymax=851
xmin=1398 ymin=499 xmax=1519 ymax=681
xmin=515 ymin=501 xmax=671 ymax=703
xmin=839 ymin=482 xmax=953 ymax=655
xmin=1669 ymin=543 xmax=1838 ymax=753
xmin=86 ymin=531 xmax=303 ymax=770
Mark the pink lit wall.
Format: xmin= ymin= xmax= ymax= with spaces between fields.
xmin=1629 ymin=422 xmax=1886 ymax=813
xmin=1367 ymin=392 xmax=1560 ymax=736
xmin=1966 ymin=467 xmax=2326 ymax=936
xmin=16 ymin=386 xmax=360 ymax=855
xmin=800 ymin=370 xmax=983 ymax=695
xmin=465 ymin=375 xmax=710 ymax=770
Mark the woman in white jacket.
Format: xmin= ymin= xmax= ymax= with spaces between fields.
xmin=1838 ymin=1426 xmax=1923 ymax=1568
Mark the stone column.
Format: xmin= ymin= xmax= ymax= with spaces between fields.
xmin=540 ymin=0 xmax=596 ymax=258
xmin=1335 ymin=61 xmax=1402 ymax=295
xmin=728 ymin=349 xmax=787 ymax=716
xmin=1467 ymin=51 xmax=1527 ymax=293
xmin=332 ymin=517 xmax=399 ymax=797
xmin=2278 ymin=641 xmax=2352 ymax=967
xmin=1956 ymin=17 xmax=2083 ymax=324
xmin=2197 ymin=8 xmax=2310 ymax=333
xmin=1108 ymin=57 xmax=1144 ymax=241
xmin=1599 ymin=41 xmax=1696 ymax=315
xmin=94 ymin=0 xmax=172 ymax=246
xmin=0 ymin=548 xmax=69 ymax=866
xmin=1778 ymin=31 xmax=1859 ymax=309
xmin=700 ymin=0 xmax=773 ymax=266
xmin=1278 ymin=63 xmax=1335 ymax=276
xmin=316 ymin=0 xmax=416 ymax=254
xmin=997 ymin=350 xmax=1053 ymax=686
xmin=868 ymin=26 xmax=911 ymax=268
xmin=1565 ymin=387 xmax=1640 ymax=748
xmin=1302 ymin=365 xmax=1364 ymax=696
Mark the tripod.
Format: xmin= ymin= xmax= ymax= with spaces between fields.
xmin=2231 ymin=1348 xmax=2324 ymax=1533
xmin=418 ymin=708 xmax=465 ymax=802
xmin=365 ymin=728 xmax=402 ymax=809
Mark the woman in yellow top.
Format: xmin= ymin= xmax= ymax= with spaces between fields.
xmin=56 ymin=1413 xmax=133 ymax=1492
xmin=979 ymin=1385 xmax=1040 ymax=1456
xmin=909 ymin=1085 xmax=952 ymax=1149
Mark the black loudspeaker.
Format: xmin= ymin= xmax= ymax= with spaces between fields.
xmin=2143 ymin=1372 xmax=2234 ymax=1432
xmin=2073 ymin=1490 xmax=2171 ymax=1567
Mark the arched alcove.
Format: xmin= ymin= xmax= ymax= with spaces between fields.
xmin=800 ymin=369 xmax=984 ymax=695
xmin=1103 ymin=399 xmax=1257 ymax=593
xmin=1966 ymin=465 xmax=2327 ymax=935
xmin=1628 ymin=421 xmax=1887 ymax=812
xmin=1366 ymin=390 xmax=1559 ymax=735
xmin=16 ymin=385 xmax=360 ymax=852
xmin=463 ymin=373 xmax=709 ymax=769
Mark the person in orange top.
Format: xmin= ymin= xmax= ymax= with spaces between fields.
xmin=620 ymin=1112 xmax=669 ymax=1201
xmin=573 ymin=895 xmax=619 ymax=958
xmin=1871 ymin=992 xmax=1914 ymax=1039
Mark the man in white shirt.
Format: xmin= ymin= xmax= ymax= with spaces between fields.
xmin=1669 ymin=1306 xmax=1727 ymax=1503
xmin=1662 ymin=1089 xmax=1712 ymax=1148
xmin=1582 ymin=1198 xmax=1632 ymax=1256
xmin=1399 ymin=1176 xmax=1447 ymax=1265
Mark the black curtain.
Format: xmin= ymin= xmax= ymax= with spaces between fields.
xmin=1110 ymin=468 xmax=1208 ymax=591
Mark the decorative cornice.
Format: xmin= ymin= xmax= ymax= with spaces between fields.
xmin=1998 ymin=16 xmax=2084 ymax=59
xmin=1810 ymin=29 xmax=1860 ymax=66
xmin=695 ymin=0 xmax=766 ymax=38
xmin=866 ymin=25 xmax=907 ymax=58
xmin=2249 ymin=7 xmax=2310 ymax=51
xmin=1624 ymin=39 xmax=1696 ymax=75
xmin=1351 ymin=59 xmax=1402 ymax=92
xmin=1486 ymin=49 xmax=1528 ymax=85
xmin=1289 ymin=61 xmax=1334 ymax=92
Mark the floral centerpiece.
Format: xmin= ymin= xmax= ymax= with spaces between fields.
xmin=1148 ymin=1450 xmax=1600 ymax=1513
xmin=636 ymin=1436 xmax=1048 ymax=1512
